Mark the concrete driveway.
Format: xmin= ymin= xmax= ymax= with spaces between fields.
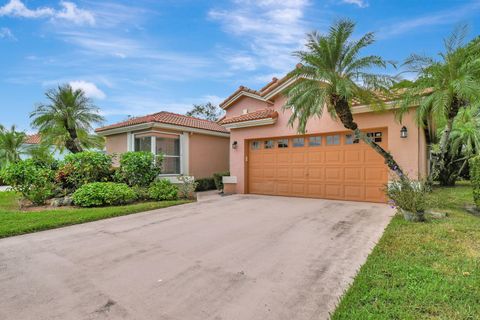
xmin=0 ymin=195 xmax=393 ymax=320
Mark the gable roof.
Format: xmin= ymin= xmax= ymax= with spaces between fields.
xmin=95 ymin=111 xmax=229 ymax=134
xmin=219 ymin=108 xmax=278 ymax=125
xmin=25 ymin=133 xmax=41 ymax=145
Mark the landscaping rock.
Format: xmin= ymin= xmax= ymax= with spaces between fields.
xmin=50 ymin=196 xmax=74 ymax=207
xmin=426 ymin=210 xmax=448 ymax=219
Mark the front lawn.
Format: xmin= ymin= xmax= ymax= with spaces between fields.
xmin=0 ymin=192 xmax=190 ymax=238
xmin=332 ymin=182 xmax=480 ymax=319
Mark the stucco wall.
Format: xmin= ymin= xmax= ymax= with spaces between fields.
xmin=189 ymin=133 xmax=230 ymax=178
xmin=105 ymin=132 xmax=128 ymax=166
xmin=227 ymin=95 xmax=426 ymax=194
xmin=225 ymin=96 xmax=270 ymax=118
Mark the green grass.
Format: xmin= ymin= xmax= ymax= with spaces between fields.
xmin=332 ymin=181 xmax=480 ymax=320
xmin=0 ymin=192 xmax=191 ymax=238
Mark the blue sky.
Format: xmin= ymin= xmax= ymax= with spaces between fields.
xmin=1 ymin=0 xmax=479 ymax=132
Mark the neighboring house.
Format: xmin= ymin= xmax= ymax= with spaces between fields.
xmin=218 ymin=74 xmax=428 ymax=203
xmin=23 ymin=134 xmax=67 ymax=160
xmin=95 ymin=111 xmax=230 ymax=180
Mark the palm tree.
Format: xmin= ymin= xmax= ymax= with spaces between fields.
xmin=30 ymin=84 xmax=105 ymax=153
xmin=283 ymin=19 xmax=405 ymax=178
xmin=398 ymin=25 xmax=480 ymax=183
xmin=0 ymin=125 xmax=27 ymax=167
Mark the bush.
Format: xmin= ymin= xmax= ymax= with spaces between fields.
xmin=149 ymin=179 xmax=178 ymax=201
xmin=59 ymin=152 xmax=113 ymax=189
xmin=72 ymin=182 xmax=137 ymax=207
xmin=117 ymin=152 xmax=162 ymax=187
xmin=177 ymin=175 xmax=198 ymax=199
xmin=195 ymin=177 xmax=216 ymax=191
xmin=469 ymin=156 xmax=480 ymax=207
xmin=131 ymin=185 xmax=150 ymax=201
xmin=1 ymin=159 xmax=55 ymax=205
xmin=385 ymin=178 xmax=427 ymax=221
xmin=213 ymin=171 xmax=230 ymax=192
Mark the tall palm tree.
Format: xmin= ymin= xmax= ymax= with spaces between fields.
xmin=30 ymin=84 xmax=105 ymax=153
xmin=0 ymin=125 xmax=27 ymax=167
xmin=398 ymin=25 xmax=480 ymax=183
xmin=283 ymin=19 xmax=405 ymax=178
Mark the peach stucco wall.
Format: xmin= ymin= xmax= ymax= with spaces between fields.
xmin=228 ymin=95 xmax=427 ymax=194
xmin=105 ymin=133 xmax=128 ymax=166
xmin=189 ymin=133 xmax=230 ymax=178
xmin=226 ymin=96 xmax=272 ymax=117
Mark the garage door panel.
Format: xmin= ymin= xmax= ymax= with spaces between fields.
xmin=325 ymin=150 xmax=343 ymax=163
xmin=344 ymin=184 xmax=364 ymax=201
xmin=325 ymin=167 xmax=343 ymax=182
xmin=344 ymin=167 xmax=363 ymax=182
xmin=248 ymin=130 xmax=388 ymax=203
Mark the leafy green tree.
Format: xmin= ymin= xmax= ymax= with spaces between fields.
xmin=283 ymin=19 xmax=405 ymax=178
xmin=398 ymin=25 xmax=480 ymax=184
xmin=30 ymin=84 xmax=105 ymax=153
xmin=0 ymin=125 xmax=26 ymax=167
xmin=186 ymin=102 xmax=223 ymax=121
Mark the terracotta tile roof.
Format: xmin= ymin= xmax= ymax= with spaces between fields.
xmin=219 ymin=109 xmax=278 ymax=125
xmin=219 ymin=85 xmax=263 ymax=108
xmin=24 ymin=133 xmax=41 ymax=144
xmin=96 ymin=111 xmax=229 ymax=134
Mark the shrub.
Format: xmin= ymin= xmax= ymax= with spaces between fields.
xmin=177 ymin=175 xmax=198 ymax=199
xmin=117 ymin=152 xmax=162 ymax=187
xmin=1 ymin=159 xmax=55 ymax=205
xmin=213 ymin=171 xmax=230 ymax=192
xmin=72 ymin=182 xmax=137 ymax=207
xmin=385 ymin=178 xmax=427 ymax=221
xmin=469 ymin=156 xmax=480 ymax=207
xmin=149 ymin=179 xmax=178 ymax=201
xmin=131 ymin=185 xmax=150 ymax=201
xmin=59 ymin=152 xmax=113 ymax=189
xmin=195 ymin=177 xmax=216 ymax=191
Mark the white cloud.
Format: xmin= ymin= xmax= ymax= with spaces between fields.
xmin=341 ymin=0 xmax=368 ymax=8
xmin=55 ymin=2 xmax=95 ymax=26
xmin=69 ymin=80 xmax=106 ymax=99
xmin=0 ymin=27 xmax=16 ymax=40
xmin=378 ymin=1 xmax=480 ymax=38
xmin=0 ymin=0 xmax=95 ymax=26
xmin=0 ymin=0 xmax=53 ymax=18
xmin=209 ymin=0 xmax=311 ymax=73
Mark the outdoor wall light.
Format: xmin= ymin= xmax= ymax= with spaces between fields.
xmin=400 ymin=126 xmax=408 ymax=139
xmin=232 ymin=141 xmax=238 ymax=149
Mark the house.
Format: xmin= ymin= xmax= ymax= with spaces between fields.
xmin=23 ymin=133 xmax=66 ymax=160
xmin=95 ymin=111 xmax=230 ymax=180
xmin=218 ymin=72 xmax=428 ymax=203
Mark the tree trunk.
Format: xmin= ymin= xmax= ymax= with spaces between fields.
xmin=332 ymin=96 xmax=406 ymax=180
xmin=65 ymin=124 xmax=83 ymax=153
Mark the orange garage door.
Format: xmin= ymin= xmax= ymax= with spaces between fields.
xmin=247 ymin=130 xmax=388 ymax=203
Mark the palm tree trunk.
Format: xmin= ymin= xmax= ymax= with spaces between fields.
xmin=65 ymin=125 xmax=83 ymax=153
xmin=333 ymin=97 xmax=406 ymax=179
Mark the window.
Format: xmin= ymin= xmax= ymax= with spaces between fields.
xmin=134 ymin=136 xmax=151 ymax=152
xmin=293 ymin=138 xmax=305 ymax=147
xmin=264 ymin=140 xmax=274 ymax=149
xmin=156 ymin=136 xmax=181 ymax=174
xmin=251 ymin=141 xmax=261 ymax=150
xmin=326 ymin=135 xmax=340 ymax=145
xmin=308 ymin=136 xmax=321 ymax=146
xmin=345 ymin=134 xmax=359 ymax=145
xmin=367 ymin=132 xmax=382 ymax=143
xmin=277 ymin=139 xmax=289 ymax=148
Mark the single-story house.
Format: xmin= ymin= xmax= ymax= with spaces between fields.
xmin=23 ymin=133 xmax=66 ymax=160
xmin=95 ymin=111 xmax=230 ymax=180
xmin=218 ymin=73 xmax=428 ymax=203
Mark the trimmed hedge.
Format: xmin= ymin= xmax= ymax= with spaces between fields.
xmin=213 ymin=172 xmax=230 ymax=192
xmin=195 ymin=177 xmax=216 ymax=192
xmin=72 ymin=182 xmax=137 ymax=207
xmin=469 ymin=156 xmax=480 ymax=207
xmin=149 ymin=179 xmax=178 ymax=201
